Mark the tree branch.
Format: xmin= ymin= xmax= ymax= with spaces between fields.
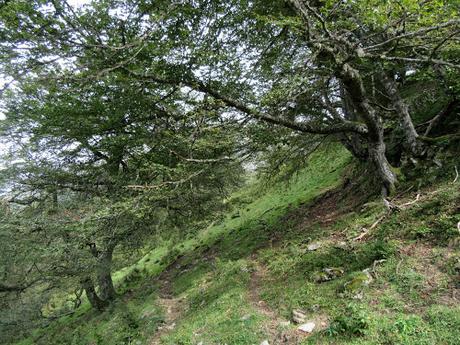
xmin=120 ymin=68 xmax=368 ymax=135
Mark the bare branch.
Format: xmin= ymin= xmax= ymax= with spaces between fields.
xmin=121 ymin=68 xmax=369 ymax=136
xmin=367 ymin=54 xmax=460 ymax=69
xmin=364 ymin=19 xmax=460 ymax=51
xmin=125 ymin=169 xmax=205 ymax=191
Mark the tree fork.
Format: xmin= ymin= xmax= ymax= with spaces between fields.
xmin=80 ymin=278 xmax=107 ymax=311
xmin=338 ymin=64 xmax=397 ymax=193
xmin=381 ymin=74 xmax=424 ymax=157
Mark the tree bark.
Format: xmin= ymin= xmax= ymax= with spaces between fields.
xmin=381 ymin=74 xmax=423 ymax=157
xmin=339 ymin=83 xmax=368 ymax=160
xmin=96 ymin=245 xmax=117 ymax=301
xmin=81 ymin=277 xmax=107 ymax=311
xmin=368 ymin=139 xmax=397 ymax=196
xmin=87 ymin=241 xmax=117 ymax=301
xmin=338 ymin=64 xmax=397 ymax=194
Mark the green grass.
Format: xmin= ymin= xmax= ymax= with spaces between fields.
xmin=161 ymin=259 xmax=265 ymax=345
xmin=14 ymin=144 xmax=460 ymax=345
xmin=17 ymin=292 xmax=163 ymax=345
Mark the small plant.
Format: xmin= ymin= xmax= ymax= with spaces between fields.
xmin=325 ymin=304 xmax=370 ymax=337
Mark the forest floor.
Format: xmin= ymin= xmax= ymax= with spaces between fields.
xmin=15 ymin=145 xmax=460 ymax=345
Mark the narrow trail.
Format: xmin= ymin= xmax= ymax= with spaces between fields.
xmin=248 ymin=258 xmax=304 ymax=345
xmin=149 ymin=278 xmax=186 ymax=345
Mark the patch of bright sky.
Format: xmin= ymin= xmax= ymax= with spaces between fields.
xmin=67 ymin=0 xmax=92 ymax=8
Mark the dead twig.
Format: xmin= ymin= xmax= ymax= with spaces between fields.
xmin=353 ymin=214 xmax=386 ymax=241
xmin=399 ymin=193 xmax=421 ymax=208
xmin=371 ymin=259 xmax=387 ymax=278
xmin=453 ymin=166 xmax=459 ymax=184
xmin=383 ymin=198 xmax=401 ymax=212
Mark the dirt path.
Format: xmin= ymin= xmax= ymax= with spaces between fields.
xmin=149 ymin=277 xmax=186 ymax=345
xmin=248 ymin=259 xmax=304 ymax=345
xmin=149 ymin=296 xmax=184 ymax=345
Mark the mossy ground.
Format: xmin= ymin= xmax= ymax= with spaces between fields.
xmin=15 ymin=145 xmax=460 ymax=345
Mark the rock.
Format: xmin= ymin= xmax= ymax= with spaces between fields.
xmin=260 ymin=340 xmax=269 ymax=345
xmin=165 ymin=322 xmax=176 ymax=330
xmin=240 ymin=266 xmax=250 ymax=273
xmin=352 ymin=292 xmax=364 ymax=300
xmin=279 ymin=321 xmax=291 ymax=327
xmin=307 ymin=242 xmax=322 ymax=251
xmin=313 ymin=267 xmax=344 ymax=283
xmin=324 ymin=267 xmax=344 ymax=279
xmin=298 ymin=322 xmax=316 ymax=333
xmin=313 ymin=271 xmax=331 ymax=283
xmin=292 ymin=309 xmax=307 ymax=324
xmin=342 ymin=269 xmax=373 ymax=296
xmin=334 ymin=241 xmax=349 ymax=250
xmin=240 ymin=314 xmax=251 ymax=321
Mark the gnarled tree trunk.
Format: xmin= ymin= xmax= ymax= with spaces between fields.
xmin=96 ymin=245 xmax=117 ymax=301
xmin=339 ymin=83 xmax=369 ymax=161
xmin=339 ymin=64 xmax=397 ymax=194
xmin=381 ymin=74 xmax=423 ymax=157
xmin=81 ymin=277 xmax=107 ymax=311
xmin=87 ymin=241 xmax=117 ymax=302
xmin=368 ymin=138 xmax=397 ymax=196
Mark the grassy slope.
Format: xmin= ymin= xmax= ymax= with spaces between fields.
xmin=16 ymin=144 xmax=460 ymax=345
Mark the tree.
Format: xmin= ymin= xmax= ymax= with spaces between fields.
xmin=0 ymin=0 xmax=458 ymax=341
xmin=149 ymin=0 xmax=458 ymax=195
xmin=36 ymin=0 xmax=455 ymax=196
xmin=3 ymin=0 xmax=458 ymax=196
xmin=1 ymin=65 xmax=243 ymax=312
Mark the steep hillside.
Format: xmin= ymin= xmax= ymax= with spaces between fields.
xmin=15 ymin=145 xmax=460 ymax=345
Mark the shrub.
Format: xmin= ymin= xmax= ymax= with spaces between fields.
xmin=325 ymin=304 xmax=370 ymax=337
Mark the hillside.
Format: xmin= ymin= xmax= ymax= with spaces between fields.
xmin=13 ymin=145 xmax=460 ymax=345
xmin=2 ymin=2 xmax=460 ymax=344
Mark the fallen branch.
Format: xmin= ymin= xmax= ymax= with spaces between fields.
xmin=453 ymin=166 xmax=459 ymax=184
xmin=399 ymin=193 xmax=421 ymax=208
xmin=383 ymin=198 xmax=401 ymax=212
xmin=353 ymin=214 xmax=386 ymax=241
xmin=371 ymin=259 xmax=387 ymax=278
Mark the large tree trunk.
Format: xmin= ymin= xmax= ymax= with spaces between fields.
xmin=87 ymin=241 xmax=117 ymax=301
xmin=368 ymin=138 xmax=397 ymax=196
xmin=96 ymin=246 xmax=117 ymax=301
xmin=339 ymin=83 xmax=368 ymax=161
xmin=81 ymin=277 xmax=107 ymax=311
xmin=381 ymin=74 xmax=423 ymax=157
xmin=339 ymin=64 xmax=397 ymax=194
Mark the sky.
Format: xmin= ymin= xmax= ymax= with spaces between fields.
xmin=67 ymin=0 xmax=91 ymax=8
